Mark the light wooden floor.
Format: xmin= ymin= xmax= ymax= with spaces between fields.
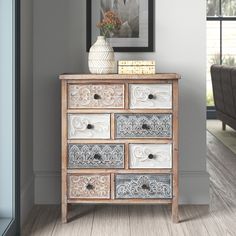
xmin=22 ymin=132 xmax=236 ymax=236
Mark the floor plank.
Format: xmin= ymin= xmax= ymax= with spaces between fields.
xmin=129 ymin=205 xmax=164 ymax=236
xmin=52 ymin=205 xmax=94 ymax=236
xmin=91 ymin=205 xmax=130 ymax=236
xmin=21 ymin=132 xmax=236 ymax=236
xmin=207 ymin=132 xmax=236 ymax=236
xmin=207 ymin=119 xmax=236 ymax=154
xmin=21 ymin=205 xmax=59 ymax=236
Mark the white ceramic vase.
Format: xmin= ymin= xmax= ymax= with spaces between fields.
xmin=88 ymin=36 xmax=116 ymax=74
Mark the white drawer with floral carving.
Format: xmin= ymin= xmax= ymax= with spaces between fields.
xmin=68 ymin=84 xmax=125 ymax=109
xmin=68 ymin=174 xmax=110 ymax=199
xmin=129 ymin=144 xmax=172 ymax=169
xmin=68 ymin=114 xmax=110 ymax=139
xmin=129 ymin=84 xmax=172 ymax=109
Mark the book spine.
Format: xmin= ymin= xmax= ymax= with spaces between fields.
xmin=118 ymin=66 xmax=156 ymax=75
xmin=118 ymin=60 xmax=155 ymax=66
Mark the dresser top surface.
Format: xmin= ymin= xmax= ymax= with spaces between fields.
xmin=59 ymin=73 xmax=181 ymax=80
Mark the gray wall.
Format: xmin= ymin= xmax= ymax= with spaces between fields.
xmin=33 ymin=0 xmax=83 ymax=203
xmin=33 ymin=0 xmax=209 ymax=204
xmin=20 ymin=0 xmax=34 ymax=226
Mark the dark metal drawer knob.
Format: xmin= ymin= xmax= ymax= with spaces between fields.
xmin=86 ymin=184 xmax=94 ymax=190
xmin=94 ymin=154 xmax=101 ymax=160
xmin=148 ymin=94 xmax=154 ymax=99
xmin=148 ymin=154 xmax=154 ymax=159
xmin=142 ymin=184 xmax=150 ymax=190
xmin=142 ymin=124 xmax=149 ymax=130
xmin=87 ymin=124 xmax=93 ymax=129
xmin=94 ymin=94 xmax=100 ymax=100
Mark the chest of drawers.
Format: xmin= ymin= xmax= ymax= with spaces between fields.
xmin=60 ymin=73 xmax=180 ymax=223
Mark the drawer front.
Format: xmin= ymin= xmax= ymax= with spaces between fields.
xmin=115 ymin=114 xmax=172 ymax=138
xmin=68 ymin=174 xmax=110 ymax=199
xmin=115 ymin=174 xmax=172 ymax=199
xmin=68 ymin=114 xmax=110 ymax=139
xmin=130 ymin=84 xmax=172 ymax=109
xmin=68 ymin=84 xmax=124 ymax=109
xmin=68 ymin=144 xmax=125 ymax=168
xmin=129 ymin=144 xmax=172 ymax=169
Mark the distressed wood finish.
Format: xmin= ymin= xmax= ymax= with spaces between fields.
xmin=129 ymin=144 xmax=172 ymax=169
xmin=68 ymin=114 xmax=110 ymax=139
xmin=59 ymin=73 xmax=181 ymax=80
xmin=67 ymin=169 xmax=173 ymax=174
xmin=115 ymin=114 xmax=172 ymax=138
xmin=115 ymin=174 xmax=172 ymax=199
xmin=68 ymin=144 xmax=125 ymax=169
xmin=60 ymin=73 xmax=180 ymax=223
xmin=61 ymin=80 xmax=68 ymax=223
xmin=67 ymin=109 xmax=173 ymax=114
xmin=68 ymin=174 xmax=110 ymax=199
xmin=67 ymin=139 xmax=173 ymax=144
xmin=68 ymin=84 xmax=124 ymax=109
xmin=172 ymin=80 xmax=179 ymax=223
xmin=129 ymin=84 xmax=172 ymax=109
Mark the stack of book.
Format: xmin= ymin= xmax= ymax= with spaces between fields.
xmin=118 ymin=60 xmax=156 ymax=74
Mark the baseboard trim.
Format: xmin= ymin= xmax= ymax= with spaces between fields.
xmin=21 ymin=176 xmax=34 ymax=226
xmin=34 ymin=170 xmax=209 ymax=205
xmin=34 ymin=171 xmax=61 ymax=204
xmin=179 ymin=171 xmax=209 ymax=204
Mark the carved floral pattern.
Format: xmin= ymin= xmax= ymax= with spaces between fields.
xmin=130 ymin=85 xmax=172 ymax=108
xmin=133 ymin=146 xmax=170 ymax=162
xmin=115 ymin=114 xmax=172 ymax=138
xmin=68 ymin=144 xmax=124 ymax=168
xmin=68 ymin=114 xmax=110 ymax=139
xmin=68 ymin=84 xmax=124 ymax=108
xmin=116 ymin=174 xmax=172 ymax=199
xmin=68 ymin=175 xmax=110 ymax=199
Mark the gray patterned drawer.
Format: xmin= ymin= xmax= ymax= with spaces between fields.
xmin=115 ymin=114 xmax=172 ymax=138
xmin=68 ymin=144 xmax=124 ymax=169
xmin=115 ymin=174 xmax=172 ymax=199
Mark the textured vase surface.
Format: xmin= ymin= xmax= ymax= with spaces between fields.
xmin=88 ymin=36 xmax=115 ymax=74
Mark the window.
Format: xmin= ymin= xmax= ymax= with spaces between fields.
xmin=0 ymin=0 xmax=20 ymax=235
xmin=207 ymin=0 xmax=236 ymax=109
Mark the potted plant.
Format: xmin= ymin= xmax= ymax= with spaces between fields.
xmin=88 ymin=11 xmax=122 ymax=74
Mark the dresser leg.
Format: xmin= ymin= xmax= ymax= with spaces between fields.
xmin=62 ymin=203 xmax=68 ymax=223
xmin=172 ymin=199 xmax=179 ymax=223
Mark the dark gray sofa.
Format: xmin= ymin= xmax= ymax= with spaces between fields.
xmin=211 ymin=65 xmax=236 ymax=130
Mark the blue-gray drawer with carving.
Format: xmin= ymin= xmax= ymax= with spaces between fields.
xmin=115 ymin=174 xmax=172 ymax=199
xmin=115 ymin=114 xmax=172 ymax=138
xmin=68 ymin=144 xmax=125 ymax=169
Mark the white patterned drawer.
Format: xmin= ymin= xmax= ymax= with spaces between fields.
xmin=68 ymin=84 xmax=124 ymax=109
xmin=129 ymin=84 xmax=172 ymax=109
xmin=68 ymin=174 xmax=110 ymax=199
xmin=129 ymin=144 xmax=172 ymax=169
xmin=68 ymin=114 xmax=110 ymax=139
